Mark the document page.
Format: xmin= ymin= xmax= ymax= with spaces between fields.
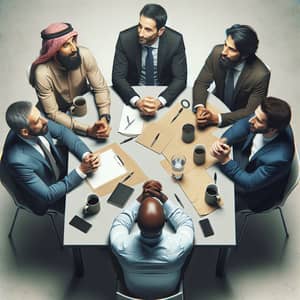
xmin=118 ymin=104 xmax=143 ymax=136
xmin=87 ymin=149 xmax=127 ymax=189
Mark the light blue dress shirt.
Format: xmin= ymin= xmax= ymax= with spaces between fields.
xmin=110 ymin=199 xmax=194 ymax=298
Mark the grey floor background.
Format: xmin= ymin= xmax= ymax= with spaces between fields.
xmin=0 ymin=0 xmax=299 ymax=299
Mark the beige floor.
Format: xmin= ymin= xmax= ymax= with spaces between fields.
xmin=0 ymin=0 xmax=300 ymax=299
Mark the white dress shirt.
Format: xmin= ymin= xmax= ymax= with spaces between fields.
xmin=110 ymin=198 xmax=194 ymax=298
xmin=130 ymin=38 xmax=167 ymax=107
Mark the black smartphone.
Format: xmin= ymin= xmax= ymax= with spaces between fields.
xmin=199 ymin=218 xmax=214 ymax=237
xmin=69 ymin=215 xmax=92 ymax=233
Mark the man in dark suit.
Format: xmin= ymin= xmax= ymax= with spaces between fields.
xmin=1 ymin=101 xmax=100 ymax=215
xmin=193 ymin=24 xmax=270 ymax=128
xmin=210 ymin=97 xmax=294 ymax=212
xmin=112 ymin=4 xmax=187 ymax=116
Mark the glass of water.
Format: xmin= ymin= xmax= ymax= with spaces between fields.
xmin=171 ymin=154 xmax=186 ymax=180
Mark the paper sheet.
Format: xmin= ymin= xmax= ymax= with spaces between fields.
xmin=118 ymin=105 xmax=144 ymax=136
xmin=87 ymin=149 xmax=127 ymax=189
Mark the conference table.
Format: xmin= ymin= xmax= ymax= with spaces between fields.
xmin=64 ymin=86 xmax=236 ymax=278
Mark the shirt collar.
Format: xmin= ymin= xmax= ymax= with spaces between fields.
xmin=144 ymin=37 xmax=160 ymax=50
xmin=234 ymin=60 xmax=246 ymax=72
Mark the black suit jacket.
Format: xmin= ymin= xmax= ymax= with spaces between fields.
xmin=193 ymin=45 xmax=270 ymax=127
xmin=112 ymin=26 xmax=187 ymax=106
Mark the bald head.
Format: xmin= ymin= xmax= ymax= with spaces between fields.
xmin=137 ymin=197 xmax=165 ymax=236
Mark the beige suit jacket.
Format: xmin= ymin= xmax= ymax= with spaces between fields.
xmin=34 ymin=46 xmax=110 ymax=134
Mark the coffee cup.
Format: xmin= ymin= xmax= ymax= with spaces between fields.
xmin=182 ymin=123 xmax=195 ymax=143
xmin=72 ymin=96 xmax=87 ymax=117
xmin=205 ymin=184 xmax=221 ymax=207
xmin=193 ymin=144 xmax=206 ymax=165
xmin=83 ymin=194 xmax=100 ymax=216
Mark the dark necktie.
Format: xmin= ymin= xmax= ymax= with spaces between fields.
xmin=145 ymin=46 xmax=154 ymax=85
xmin=224 ymin=68 xmax=235 ymax=110
xmin=37 ymin=138 xmax=60 ymax=181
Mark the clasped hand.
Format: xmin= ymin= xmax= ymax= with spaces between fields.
xmin=79 ymin=153 xmax=101 ymax=174
xmin=87 ymin=118 xmax=111 ymax=139
xmin=196 ymin=106 xmax=218 ymax=127
xmin=210 ymin=139 xmax=231 ymax=164
xmin=136 ymin=97 xmax=162 ymax=116
xmin=137 ymin=180 xmax=168 ymax=203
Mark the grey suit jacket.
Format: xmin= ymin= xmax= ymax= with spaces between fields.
xmin=112 ymin=26 xmax=187 ymax=106
xmin=193 ymin=45 xmax=270 ymax=127
xmin=2 ymin=120 xmax=90 ymax=215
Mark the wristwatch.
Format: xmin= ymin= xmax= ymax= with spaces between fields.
xmin=99 ymin=114 xmax=111 ymax=123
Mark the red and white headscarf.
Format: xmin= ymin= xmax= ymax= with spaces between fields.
xmin=29 ymin=22 xmax=78 ymax=86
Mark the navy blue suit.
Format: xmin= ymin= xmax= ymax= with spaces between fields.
xmin=2 ymin=120 xmax=90 ymax=215
xmin=220 ymin=116 xmax=294 ymax=211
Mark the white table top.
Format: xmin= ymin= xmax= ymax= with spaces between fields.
xmin=64 ymin=86 xmax=236 ymax=247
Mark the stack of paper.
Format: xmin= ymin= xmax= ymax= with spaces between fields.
xmin=87 ymin=149 xmax=127 ymax=189
xmin=118 ymin=105 xmax=143 ymax=136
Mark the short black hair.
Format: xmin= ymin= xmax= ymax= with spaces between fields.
xmin=6 ymin=101 xmax=32 ymax=132
xmin=140 ymin=4 xmax=167 ymax=30
xmin=226 ymin=24 xmax=259 ymax=60
xmin=261 ymin=97 xmax=291 ymax=131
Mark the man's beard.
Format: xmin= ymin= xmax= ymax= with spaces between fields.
xmin=57 ymin=48 xmax=82 ymax=71
xmin=28 ymin=124 xmax=48 ymax=136
xmin=219 ymin=55 xmax=241 ymax=70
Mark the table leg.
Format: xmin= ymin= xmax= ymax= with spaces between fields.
xmin=216 ymin=247 xmax=231 ymax=277
xmin=72 ymin=247 xmax=84 ymax=277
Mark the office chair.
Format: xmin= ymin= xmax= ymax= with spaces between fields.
xmin=116 ymin=280 xmax=184 ymax=300
xmin=0 ymin=157 xmax=62 ymax=248
xmin=238 ymin=148 xmax=300 ymax=243
xmin=113 ymin=249 xmax=193 ymax=300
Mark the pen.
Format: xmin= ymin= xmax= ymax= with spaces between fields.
xmin=124 ymin=118 xmax=135 ymax=130
xmin=170 ymin=107 xmax=183 ymax=123
xmin=120 ymin=136 xmax=136 ymax=144
xmin=150 ymin=133 xmax=160 ymax=147
xmin=115 ymin=154 xmax=125 ymax=166
xmin=122 ymin=171 xmax=134 ymax=183
xmin=174 ymin=193 xmax=184 ymax=208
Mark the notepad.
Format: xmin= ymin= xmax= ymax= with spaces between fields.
xmin=107 ymin=183 xmax=134 ymax=208
xmin=118 ymin=105 xmax=143 ymax=136
xmin=87 ymin=149 xmax=127 ymax=189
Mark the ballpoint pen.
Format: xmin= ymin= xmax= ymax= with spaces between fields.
xmin=120 ymin=136 xmax=136 ymax=144
xmin=150 ymin=133 xmax=160 ymax=147
xmin=124 ymin=118 xmax=135 ymax=130
xmin=115 ymin=154 xmax=125 ymax=166
xmin=122 ymin=171 xmax=134 ymax=183
xmin=170 ymin=107 xmax=183 ymax=123
xmin=174 ymin=193 xmax=184 ymax=208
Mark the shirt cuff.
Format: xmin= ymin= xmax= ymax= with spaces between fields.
xmin=217 ymin=114 xmax=222 ymax=127
xmin=193 ymin=104 xmax=204 ymax=113
xmin=82 ymin=152 xmax=90 ymax=160
xmin=129 ymin=96 xmax=140 ymax=107
xmin=75 ymin=167 xmax=87 ymax=179
xmin=158 ymin=96 xmax=166 ymax=107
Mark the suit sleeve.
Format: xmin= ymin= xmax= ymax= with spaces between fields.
xmin=192 ymin=48 xmax=215 ymax=108
xmin=11 ymin=158 xmax=83 ymax=204
xmin=222 ymin=116 xmax=252 ymax=145
xmin=220 ymin=71 xmax=270 ymax=127
xmin=220 ymin=155 xmax=290 ymax=192
xmin=158 ymin=35 xmax=187 ymax=105
xmin=112 ymin=35 xmax=140 ymax=104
